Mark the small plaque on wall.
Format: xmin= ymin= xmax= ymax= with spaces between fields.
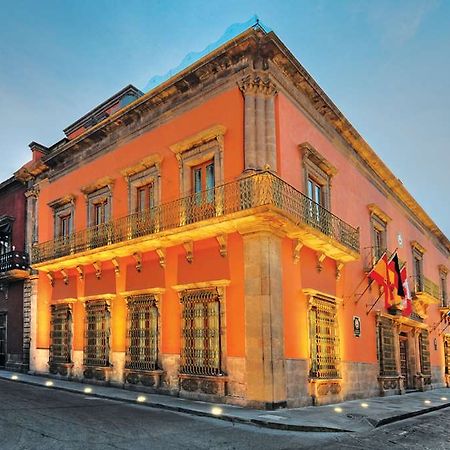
xmin=353 ymin=316 xmax=361 ymax=337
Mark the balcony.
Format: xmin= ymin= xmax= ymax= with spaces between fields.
xmin=32 ymin=171 xmax=360 ymax=270
xmin=0 ymin=251 xmax=30 ymax=281
xmin=411 ymin=275 xmax=441 ymax=319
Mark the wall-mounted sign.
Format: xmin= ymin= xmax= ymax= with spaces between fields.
xmin=397 ymin=233 xmax=403 ymax=248
xmin=353 ymin=316 xmax=361 ymax=337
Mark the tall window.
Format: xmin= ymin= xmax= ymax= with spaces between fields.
xmin=412 ymin=247 xmax=424 ymax=293
xmin=84 ymin=300 xmax=110 ymax=367
xmin=136 ymin=183 xmax=155 ymax=213
xmin=309 ymin=297 xmax=340 ymax=379
xmin=49 ymin=304 xmax=72 ymax=365
xmin=193 ymin=160 xmax=215 ymax=203
xmin=440 ymin=269 xmax=448 ymax=307
xmin=59 ymin=214 xmax=72 ymax=238
xmin=376 ymin=316 xmax=397 ymax=377
xmin=372 ymin=217 xmax=387 ymax=262
xmin=180 ymin=289 xmax=221 ymax=376
xmin=126 ymin=295 xmax=159 ymax=371
xmin=94 ymin=199 xmax=108 ymax=226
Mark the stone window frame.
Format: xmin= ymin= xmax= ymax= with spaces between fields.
xmin=300 ymin=142 xmax=337 ymax=211
xmin=304 ymin=289 xmax=341 ymax=380
xmin=170 ymin=125 xmax=226 ymax=197
xmin=121 ymin=156 xmax=162 ymax=214
xmin=48 ymin=195 xmax=75 ymax=239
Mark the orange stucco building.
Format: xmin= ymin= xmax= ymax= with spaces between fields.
xmin=21 ymin=24 xmax=449 ymax=408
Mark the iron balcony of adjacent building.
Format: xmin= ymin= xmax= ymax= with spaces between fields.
xmin=0 ymin=250 xmax=30 ymax=281
xmin=31 ymin=171 xmax=360 ymax=269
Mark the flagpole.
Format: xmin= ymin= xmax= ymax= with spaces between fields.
xmin=366 ymin=290 xmax=384 ymax=315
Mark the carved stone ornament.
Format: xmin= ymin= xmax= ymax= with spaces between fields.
xmin=238 ymin=72 xmax=277 ymax=96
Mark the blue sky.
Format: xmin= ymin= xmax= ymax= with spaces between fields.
xmin=1 ymin=0 xmax=449 ymax=236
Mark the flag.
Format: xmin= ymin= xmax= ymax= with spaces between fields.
xmin=388 ymin=253 xmax=405 ymax=309
xmin=401 ymin=265 xmax=413 ymax=317
xmin=368 ymin=252 xmax=393 ymax=309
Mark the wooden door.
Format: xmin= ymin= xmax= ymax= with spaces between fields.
xmin=399 ymin=337 xmax=409 ymax=388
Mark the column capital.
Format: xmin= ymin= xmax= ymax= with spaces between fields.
xmin=238 ymin=72 xmax=277 ymax=96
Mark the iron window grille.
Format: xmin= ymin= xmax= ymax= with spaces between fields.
xmin=84 ymin=300 xmax=110 ymax=367
xmin=125 ymin=295 xmax=159 ymax=371
xmin=180 ymin=288 xmax=222 ymax=376
xmin=49 ymin=304 xmax=72 ymax=364
xmin=418 ymin=331 xmax=431 ymax=376
xmin=444 ymin=336 xmax=450 ymax=376
xmin=376 ymin=316 xmax=397 ymax=376
xmin=309 ymin=297 xmax=340 ymax=379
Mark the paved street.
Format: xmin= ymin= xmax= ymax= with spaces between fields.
xmin=0 ymin=379 xmax=449 ymax=450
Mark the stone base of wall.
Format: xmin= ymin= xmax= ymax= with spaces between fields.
xmin=431 ymin=365 xmax=446 ymax=389
xmin=378 ymin=375 xmax=404 ymax=396
xmin=5 ymin=353 xmax=26 ymax=372
xmin=341 ymin=361 xmax=379 ymax=400
xmin=124 ymin=369 xmax=163 ymax=392
xmin=179 ymin=373 xmax=228 ymax=403
xmin=310 ymin=378 xmax=343 ymax=406
xmin=30 ymin=348 xmax=49 ymax=374
xmin=225 ymin=356 xmax=246 ymax=404
xmin=285 ymin=358 xmax=310 ymax=407
xmin=159 ymin=354 xmax=180 ymax=395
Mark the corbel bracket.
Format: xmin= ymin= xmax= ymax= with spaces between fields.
xmin=336 ymin=261 xmax=344 ymax=280
xmin=133 ymin=252 xmax=142 ymax=272
xmin=111 ymin=258 xmax=120 ymax=276
xmin=76 ymin=266 xmax=84 ymax=281
xmin=216 ymin=235 xmax=227 ymax=257
xmin=183 ymin=241 xmax=193 ymax=263
xmin=93 ymin=261 xmax=102 ymax=279
xmin=156 ymin=248 xmax=166 ymax=268
xmin=316 ymin=252 xmax=326 ymax=272
xmin=60 ymin=269 xmax=69 ymax=285
xmin=47 ymin=272 xmax=54 ymax=287
xmin=293 ymin=240 xmax=304 ymax=264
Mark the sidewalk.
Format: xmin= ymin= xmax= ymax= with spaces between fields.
xmin=1 ymin=370 xmax=449 ymax=433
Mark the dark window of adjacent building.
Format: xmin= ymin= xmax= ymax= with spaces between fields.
xmin=49 ymin=304 xmax=72 ymax=365
xmin=84 ymin=300 xmax=110 ymax=367
xmin=0 ymin=217 xmax=13 ymax=255
xmin=0 ymin=313 xmax=6 ymax=367
xmin=125 ymin=295 xmax=159 ymax=371
xmin=180 ymin=288 xmax=221 ymax=376
xmin=309 ymin=296 xmax=340 ymax=379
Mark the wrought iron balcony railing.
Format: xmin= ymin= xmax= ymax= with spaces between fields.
xmin=32 ymin=171 xmax=360 ymax=264
xmin=0 ymin=251 xmax=30 ymax=273
xmin=411 ymin=275 xmax=440 ymax=301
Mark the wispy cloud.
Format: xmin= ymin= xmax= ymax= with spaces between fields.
xmin=366 ymin=0 xmax=440 ymax=46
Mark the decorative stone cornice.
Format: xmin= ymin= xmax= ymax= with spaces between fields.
xmin=411 ymin=240 xmax=427 ymax=255
xmin=47 ymin=194 xmax=76 ymax=209
xmin=300 ymin=142 xmax=337 ymax=177
xmin=121 ymin=154 xmax=163 ymax=179
xmin=169 ymin=125 xmax=226 ymax=154
xmin=80 ymin=176 xmax=115 ymax=196
xmin=368 ymin=204 xmax=392 ymax=224
xmin=438 ymin=264 xmax=448 ymax=274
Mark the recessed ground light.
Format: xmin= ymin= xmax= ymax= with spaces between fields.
xmin=136 ymin=395 xmax=146 ymax=403
xmin=361 ymin=403 xmax=369 ymax=408
xmin=45 ymin=381 xmax=53 ymax=387
xmin=334 ymin=407 xmax=343 ymax=413
xmin=211 ymin=406 xmax=223 ymax=416
xmin=11 ymin=375 xmax=18 ymax=380
xmin=84 ymin=387 xmax=93 ymax=394
xmin=424 ymin=400 xmax=431 ymax=404
xmin=441 ymin=397 xmax=448 ymax=401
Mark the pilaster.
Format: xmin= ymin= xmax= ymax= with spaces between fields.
xmin=243 ymin=230 xmax=286 ymax=408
